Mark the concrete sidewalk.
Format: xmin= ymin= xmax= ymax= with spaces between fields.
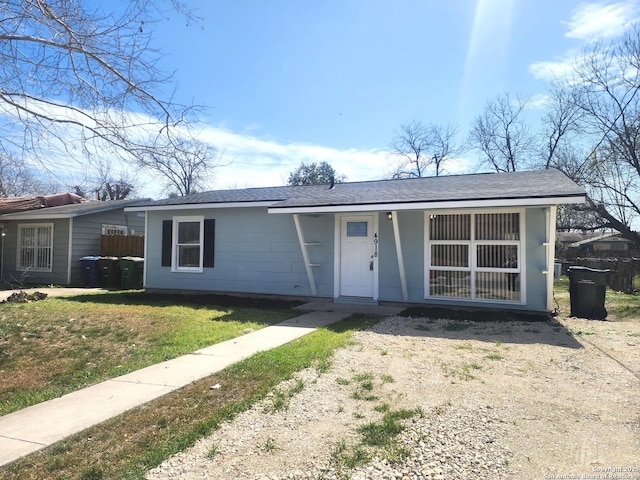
xmin=0 ymin=309 xmax=360 ymax=467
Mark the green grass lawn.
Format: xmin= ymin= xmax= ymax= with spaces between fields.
xmin=1 ymin=284 xmax=638 ymax=479
xmin=0 ymin=292 xmax=300 ymax=416
xmin=1 ymin=312 xmax=379 ymax=480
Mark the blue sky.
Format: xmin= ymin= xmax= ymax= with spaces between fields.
xmin=138 ymin=0 xmax=639 ymax=196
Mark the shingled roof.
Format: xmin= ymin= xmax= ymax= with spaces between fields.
xmin=0 ymin=198 xmax=149 ymax=220
xmin=129 ymin=169 xmax=586 ymax=211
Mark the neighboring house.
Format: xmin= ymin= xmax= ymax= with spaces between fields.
xmin=0 ymin=199 xmax=146 ymax=286
xmin=561 ymin=232 xmax=633 ymax=252
xmin=127 ymin=169 xmax=586 ymax=313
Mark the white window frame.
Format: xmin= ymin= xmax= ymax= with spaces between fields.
xmin=424 ymin=208 xmax=525 ymax=304
xmin=17 ymin=223 xmax=54 ymax=272
xmin=172 ymin=215 xmax=204 ymax=273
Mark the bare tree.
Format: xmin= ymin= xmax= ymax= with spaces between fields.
xmin=138 ymin=138 xmax=220 ymax=196
xmin=549 ymin=25 xmax=640 ymax=246
xmin=389 ymin=120 xmax=462 ymax=178
xmin=468 ymin=94 xmax=534 ymax=172
xmin=0 ymin=0 xmax=201 ymax=173
xmin=539 ymin=84 xmax=582 ymax=170
xmin=72 ymin=158 xmax=138 ymax=200
xmin=0 ymin=152 xmax=60 ymax=196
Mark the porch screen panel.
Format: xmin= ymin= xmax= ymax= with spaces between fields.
xmin=427 ymin=211 xmax=521 ymax=302
xmin=429 ymin=214 xmax=470 ymax=240
xmin=476 ymin=213 xmax=519 ymax=240
xmin=428 ymin=214 xmax=471 ymax=298
xmin=475 ymin=213 xmax=520 ymax=301
xmin=429 ymin=270 xmax=471 ymax=297
xmin=431 ymin=244 xmax=468 ymax=267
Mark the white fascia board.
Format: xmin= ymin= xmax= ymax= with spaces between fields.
xmin=0 ymin=213 xmax=75 ymax=220
xmin=125 ymin=201 xmax=277 ymax=212
xmin=268 ymin=195 xmax=587 ymax=214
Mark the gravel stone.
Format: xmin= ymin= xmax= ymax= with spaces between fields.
xmin=147 ymin=315 xmax=640 ymax=479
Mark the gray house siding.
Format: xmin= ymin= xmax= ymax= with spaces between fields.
xmin=1 ymin=218 xmax=70 ymax=286
xmin=377 ymin=210 xmax=425 ymax=302
xmin=145 ymin=208 xmax=313 ymax=296
xmin=0 ymin=205 xmax=146 ymax=287
xmin=145 ymin=206 xmax=554 ymax=311
xmin=133 ymin=170 xmax=585 ymax=313
xmin=293 ymin=214 xmax=335 ymax=296
xmin=523 ymin=207 xmax=549 ymax=312
xmin=69 ymin=210 xmax=145 ymax=285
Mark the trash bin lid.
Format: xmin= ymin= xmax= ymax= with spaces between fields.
xmin=567 ymin=266 xmax=611 ymax=273
xmin=80 ymin=256 xmax=101 ymax=261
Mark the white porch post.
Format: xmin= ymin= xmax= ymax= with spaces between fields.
xmin=545 ymin=206 xmax=558 ymax=311
xmin=391 ymin=211 xmax=409 ymax=301
xmin=293 ymin=214 xmax=318 ymax=296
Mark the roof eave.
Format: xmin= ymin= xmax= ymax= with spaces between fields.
xmin=268 ymin=195 xmax=587 ymax=214
xmin=125 ymin=201 xmax=280 ymax=212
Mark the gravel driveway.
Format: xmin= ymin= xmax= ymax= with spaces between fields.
xmin=147 ymin=314 xmax=640 ymax=480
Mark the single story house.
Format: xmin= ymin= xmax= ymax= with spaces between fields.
xmin=127 ymin=169 xmax=586 ymax=313
xmin=559 ymin=231 xmax=634 ymax=252
xmin=0 ymin=199 xmax=146 ymax=286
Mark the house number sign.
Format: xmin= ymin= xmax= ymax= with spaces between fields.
xmin=373 ymin=233 xmax=379 ymax=257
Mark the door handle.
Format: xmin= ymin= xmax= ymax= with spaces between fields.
xmin=370 ymin=260 xmax=374 ymax=271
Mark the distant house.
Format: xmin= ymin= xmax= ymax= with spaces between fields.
xmin=0 ymin=198 xmax=146 ymax=286
xmin=127 ymin=169 xmax=586 ymax=314
xmin=557 ymin=231 xmax=634 ymax=252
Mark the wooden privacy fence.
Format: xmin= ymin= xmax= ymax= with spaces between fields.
xmin=559 ymin=255 xmax=639 ymax=293
xmin=101 ymin=235 xmax=144 ymax=257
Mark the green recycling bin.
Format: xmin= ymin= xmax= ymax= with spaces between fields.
xmin=97 ymin=256 xmax=121 ymax=289
xmin=119 ymin=256 xmax=144 ymax=289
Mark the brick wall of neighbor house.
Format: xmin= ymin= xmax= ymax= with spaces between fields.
xmin=145 ymin=207 xmax=331 ymax=297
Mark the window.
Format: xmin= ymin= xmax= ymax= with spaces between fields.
xmin=161 ymin=217 xmax=215 ymax=271
xmin=173 ymin=216 xmax=203 ymax=272
xmin=18 ymin=224 xmax=54 ymax=272
xmin=426 ymin=211 xmax=522 ymax=302
xmin=347 ymin=221 xmax=368 ymax=237
xmin=102 ymin=224 xmax=128 ymax=235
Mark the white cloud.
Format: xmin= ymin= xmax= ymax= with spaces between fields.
xmin=565 ymin=1 xmax=637 ymax=40
xmin=194 ymin=126 xmax=473 ymax=193
xmin=194 ymin=125 xmax=394 ymax=190
xmin=528 ymin=56 xmax=577 ymax=82
xmin=526 ymin=93 xmax=552 ymax=110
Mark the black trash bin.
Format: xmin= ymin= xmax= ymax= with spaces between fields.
xmin=79 ymin=256 xmax=101 ymax=287
xmin=97 ymin=256 xmax=121 ymax=289
xmin=567 ymin=266 xmax=610 ymax=319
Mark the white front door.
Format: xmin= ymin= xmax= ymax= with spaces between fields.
xmin=339 ymin=215 xmax=375 ymax=298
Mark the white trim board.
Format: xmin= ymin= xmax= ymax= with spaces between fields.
xmin=269 ymin=196 xmax=586 ymax=215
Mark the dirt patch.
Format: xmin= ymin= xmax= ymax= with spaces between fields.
xmin=148 ymin=314 xmax=640 ymax=480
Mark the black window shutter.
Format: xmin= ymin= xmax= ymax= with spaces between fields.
xmin=203 ymin=219 xmax=215 ymax=268
xmin=161 ymin=220 xmax=172 ymax=267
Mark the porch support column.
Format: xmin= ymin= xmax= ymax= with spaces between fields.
xmin=293 ymin=214 xmax=318 ymax=296
xmin=545 ymin=206 xmax=558 ymax=311
xmin=391 ymin=211 xmax=408 ymax=301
